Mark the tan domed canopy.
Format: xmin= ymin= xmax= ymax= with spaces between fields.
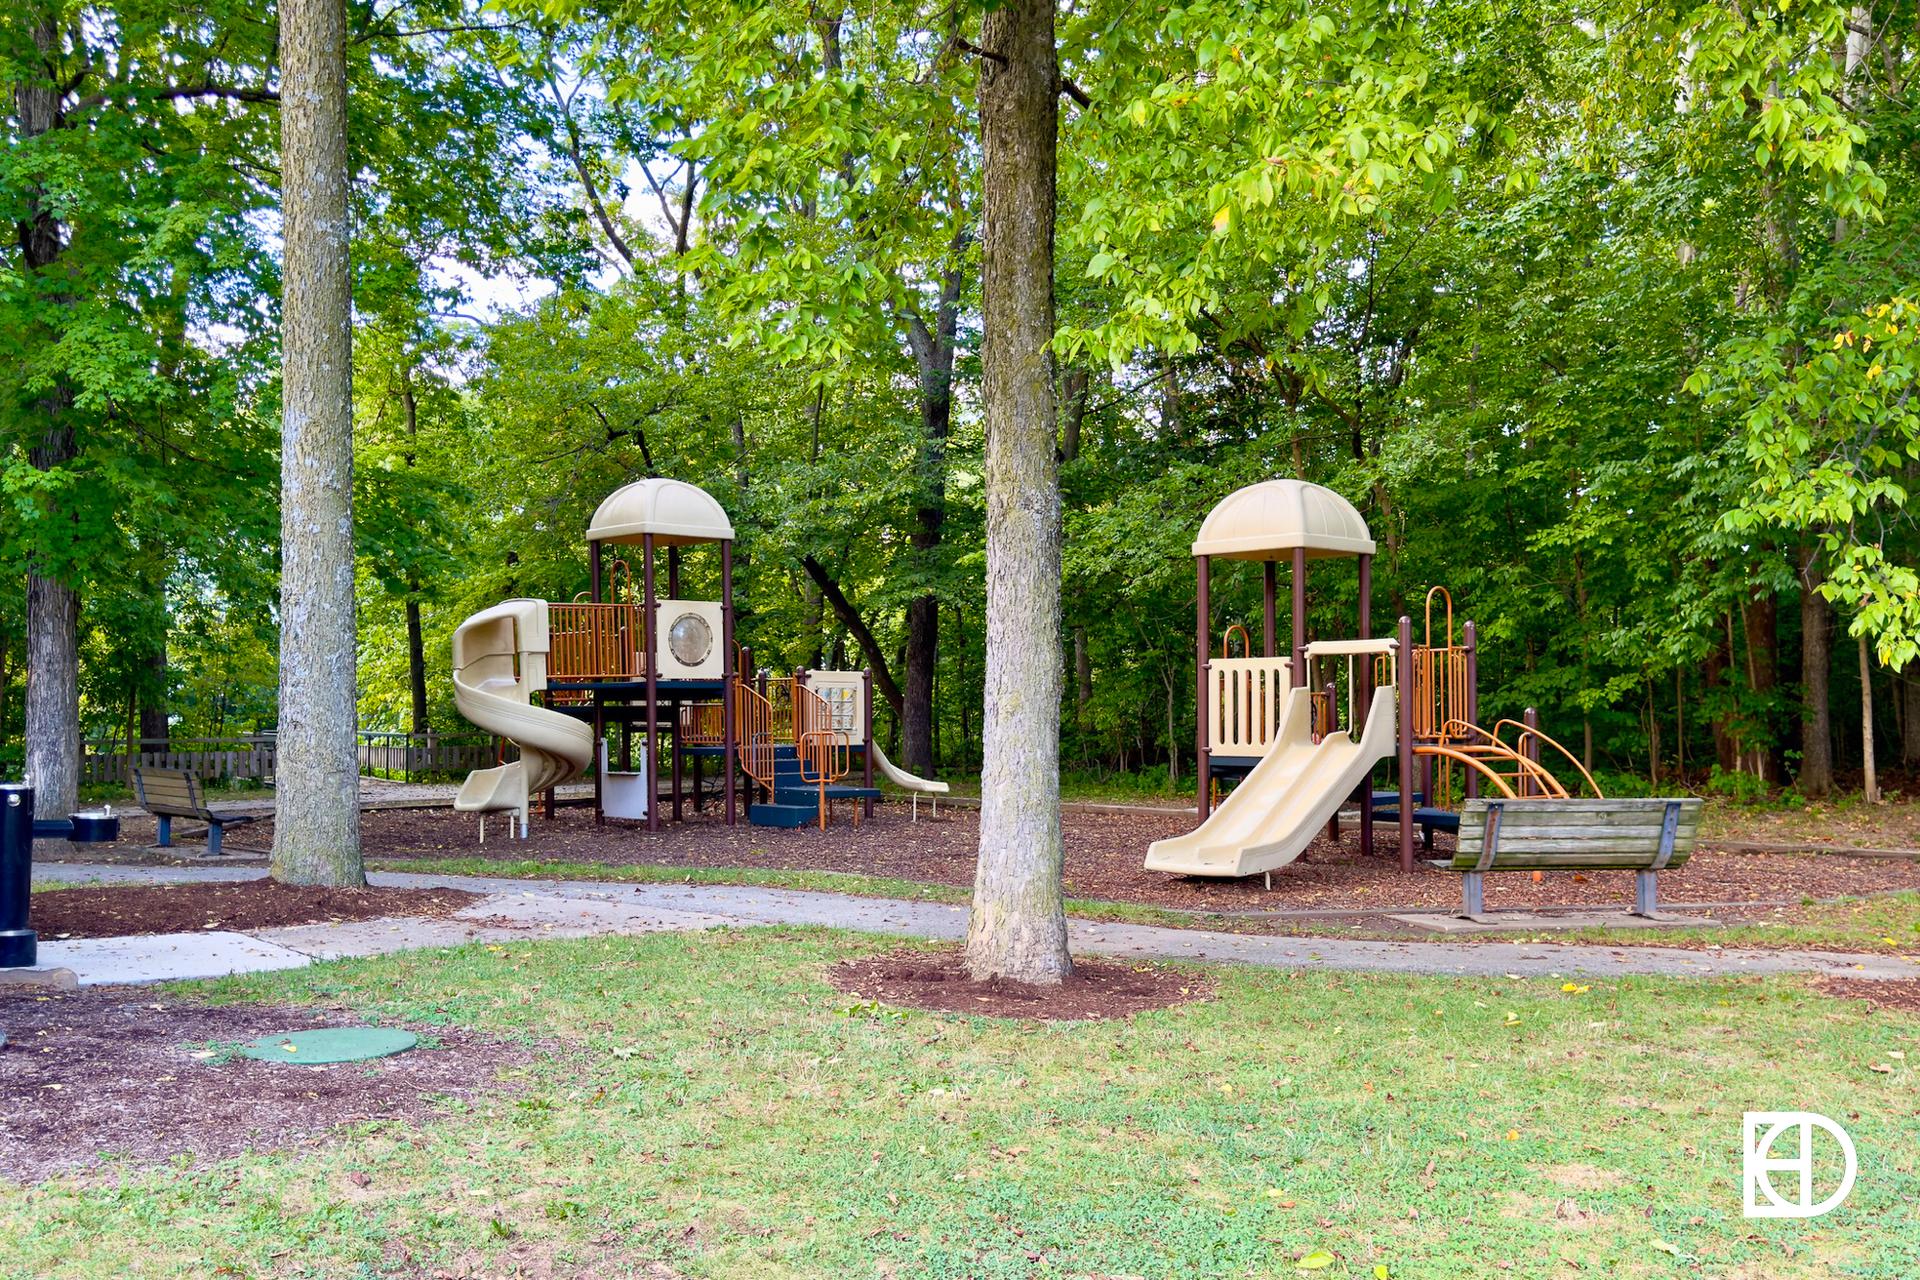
xmin=587 ymin=478 xmax=735 ymax=547
xmin=1191 ymin=479 xmax=1374 ymax=560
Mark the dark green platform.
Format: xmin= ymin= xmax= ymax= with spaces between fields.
xmin=237 ymin=1027 xmax=418 ymax=1065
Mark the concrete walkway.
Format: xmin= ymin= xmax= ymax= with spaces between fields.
xmin=29 ymin=862 xmax=1920 ymax=987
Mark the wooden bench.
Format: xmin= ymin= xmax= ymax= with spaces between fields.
xmin=1449 ymin=797 xmax=1704 ymax=918
xmin=132 ymin=767 xmax=256 ymax=855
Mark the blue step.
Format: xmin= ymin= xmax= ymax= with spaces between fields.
xmin=773 ymin=785 xmax=882 ymax=806
xmin=748 ymin=801 xmax=818 ymax=828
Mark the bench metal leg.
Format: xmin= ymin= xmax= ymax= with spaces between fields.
xmin=207 ymin=822 xmax=224 ymax=856
xmin=156 ymin=816 xmax=171 ymax=848
xmin=1460 ymin=871 xmax=1485 ymax=918
xmin=1633 ymin=870 xmax=1657 ymax=917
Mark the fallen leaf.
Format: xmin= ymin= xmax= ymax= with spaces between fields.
xmin=1296 ymin=1249 xmax=1336 ymax=1271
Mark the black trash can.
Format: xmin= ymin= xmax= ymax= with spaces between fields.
xmin=0 ymin=784 xmax=36 ymax=968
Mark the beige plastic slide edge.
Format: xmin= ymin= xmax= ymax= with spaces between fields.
xmin=1145 ymin=685 xmax=1397 ymax=878
xmin=451 ymin=599 xmax=595 ymax=835
xmin=870 ymin=739 xmax=950 ymax=795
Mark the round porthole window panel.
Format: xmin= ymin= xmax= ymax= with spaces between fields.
xmin=667 ymin=612 xmax=713 ymax=666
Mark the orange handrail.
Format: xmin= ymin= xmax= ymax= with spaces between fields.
xmin=1411 ymin=744 xmax=1519 ymax=799
xmin=734 ymin=678 xmax=778 ymax=797
xmin=799 ymin=729 xmax=852 ymax=829
xmin=1436 ymin=718 xmax=1589 ymax=800
xmin=1484 ymin=718 xmax=1604 ymax=799
xmin=1221 ymin=624 xmax=1251 ymax=660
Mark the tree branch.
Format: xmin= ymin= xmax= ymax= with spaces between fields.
xmin=799 ymin=555 xmax=906 ymax=716
xmin=545 ymin=67 xmax=637 ymax=272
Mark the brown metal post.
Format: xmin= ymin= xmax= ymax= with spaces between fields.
xmin=723 ymin=545 xmax=737 ymax=825
xmin=593 ymin=698 xmax=604 ymax=827
xmin=1397 ymin=614 xmax=1415 ymax=872
xmin=862 ymin=668 xmax=875 ymax=819
xmin=590 ymin=539 xmax=603 ymax=603
xmin=1196 ymin=556 xmax=1211 ymax=820
xmin=1262 ymin=560 xmax=1277 ymax=657
xmin=667 ymin=545 xmax=681 ymax=600
xmin=1291 ymin=546 xmax=1308 ymax=688
xmin=643 ymin=532 xmax=659 ymax=831
xmin=1463 ymin=620 xmax=1479 ymax=801
xmin=1523 ymin=705 xmax=1540 ymax=798
xmin=671 ymin=696 xmax=684 ymax=823
xmin=1357 ymin=553 xmax=1374 ymax=858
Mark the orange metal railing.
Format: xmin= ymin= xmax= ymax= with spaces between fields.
xmin=1411 ymin=586 xmax=1469 ymax=742
xmin=734 ymin=678 xmax=778 ymax=796
xmin=548 ymin=603 xmax=644 ymax=681
xmin=798 ymin=729 xmax=853 ymax=829
xmin=679 ymin=701 xmax=726 ymax=746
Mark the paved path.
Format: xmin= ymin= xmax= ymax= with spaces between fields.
xmin=29 ymin=862 xmax=1920 ymax=987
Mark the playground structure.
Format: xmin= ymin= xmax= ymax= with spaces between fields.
xmin=1148 ymin=479 xmax=1606 ymax=879
xmin=451 ymin=479 xmax=947 ymax=834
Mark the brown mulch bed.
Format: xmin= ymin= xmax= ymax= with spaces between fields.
xmin=33 ymin=882 xmax=482 ymax=940
xmin=1813 ymin=977 xmax=1920 ymax=1016
xmin=830 ymin=946 xmax=1212 ymax=1021
xmin=0 ymin=987 xmax=533 ymax=1182
xmin=273 ymin=804 xmax=1920 ymax=918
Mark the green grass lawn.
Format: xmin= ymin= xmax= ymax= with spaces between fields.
xmin=380 ymin=855 xmax=1920 ymax=955
xmin=3 ymin=929 xmax=1916 ymax=1278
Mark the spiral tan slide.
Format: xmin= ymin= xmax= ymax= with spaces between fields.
xmin=1146 ymin=684 xmax=1396 ymax=879
xmin=452 ymin=599 xmax=594 ymax=838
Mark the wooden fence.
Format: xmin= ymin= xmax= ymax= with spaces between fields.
xmin=83 ymin=734 xmax=497 ymax=786
xmin=356 ymin=732 xmax=497 ymax=781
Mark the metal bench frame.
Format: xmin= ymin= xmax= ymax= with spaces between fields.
xmin=1456 ymin=797 xmax=1696 ymax=919
xmin=132 ymin=767 xmax=256 ymax=855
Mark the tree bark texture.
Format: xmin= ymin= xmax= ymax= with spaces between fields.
xmin=965 ymin=0 xmax=1071 ymax=984
xmin=17 ymin=6 xmax=81 ymax=821
xmin=273 ymin=0 xmax=363 ymax=886
xmin=1798 ymin=550 xmax=1834 ymax=796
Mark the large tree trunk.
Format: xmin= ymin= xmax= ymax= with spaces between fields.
xmin=25 ymin=561 xmax=78 ymax=818
xmin=139 ymin=639 xmax=169 ymax=748
xmin=966 ymin=0 xmax=1070 ymax=984
xmin=1902 ymin=671 xmax=1920 ymax=772
xmin=1705 ymin=614 xmax=1738 ymax=772
xmin=17 ymin=7 xmax=81 ymax=822
xmin=901 ymin=257 xmax=962 ymax=776
xmin=1797 ymin=550 xmax=1834 ymax=796
xmin=405 ymin=593 xmax=430 ymax=735
xmin=273 ymin=0 xmax=363 ymax=886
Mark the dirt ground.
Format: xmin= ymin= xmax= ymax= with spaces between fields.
xmin=1813 ymin=977 xmax=1920 ymax=1016
xmin=0 ymin=988 xmax=532 ymax=1182
xmin=33 ymin=882 xmax=482 ymax=939
xmin=237 ymin=802 xmax=1920 ymax=917
xmin=830 ymin=947 xmax=1213 ymax=1021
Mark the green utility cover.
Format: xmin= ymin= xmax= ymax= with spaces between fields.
xmin=237 ymin=1027 xmax=418 ymax=1065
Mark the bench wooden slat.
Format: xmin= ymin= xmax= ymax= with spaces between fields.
xmin=1450 ymin=798 xmax=1704 ymax=877
xmin=1456 ymin=838 xmax=1691 ymax=858
xmin=1456 ymin=798 xmax=1699 ymax=813
xmin=1459 ymin=823 xmax=1699 ymax=844
xmin=1458 ymin=816 xmax=1701 ymax=836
